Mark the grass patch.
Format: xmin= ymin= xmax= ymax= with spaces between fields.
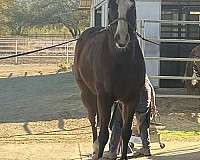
xmin=159 ymin=130 xmax=200 ymax=141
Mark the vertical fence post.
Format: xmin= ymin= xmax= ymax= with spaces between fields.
xmin=64 ymin=41 xmax=67 ymax=62
xmin=140 ymin=19 xmax=145 ymax=55
xmin=66 ymin=43 xmax=69 ymax=63
xmin=15 ymin=40 xmax=18 ymax=64
xmin=139 ymin=20 xmax=142 ymax=50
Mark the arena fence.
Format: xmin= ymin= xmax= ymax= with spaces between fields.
xmin=0 ymin=37 xmax=76 ymax=64
xmin=0 ymin=20 xmax=200 ymax=98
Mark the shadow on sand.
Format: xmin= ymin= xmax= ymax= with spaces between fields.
xmin=0 ymin=72 xmax=87 ymax=134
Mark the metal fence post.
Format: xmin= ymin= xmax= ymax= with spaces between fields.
xmin=66 ymin=43 xmax=69 ymax=63
xmin=15 ymin=40 xmax=18 ymax=64
xmin=140 ymin=19 xmax=145 ymax=55
xmin=64 ymin=41 xmax=67 ymax=61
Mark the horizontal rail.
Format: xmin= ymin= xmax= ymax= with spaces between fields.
xmin=0 ymin=41 xmax=75 ymax=44
xmin=156 ymin=94 xmax=200 ymax=99
xmin=0 ymin=46 xmax=75 ymax=49
xmin=149 ymin=75 xmax=200 ymax=81
xmin=0 ymin=50 xmax=74 ymax=53
xmin=19 ymin=55 xmax=75 ymax=58
xmin=0 ymin=55 xmax=198 ymax=62
xmin=0 ymin=55 xmax=74 ymax=58
xmin=145 ymin=57 xmax=200 ymax=62
xmin=145 ymin=38 xmax=200 ymax=43
xmin=141 ymin=19 xmax=200 ymax=25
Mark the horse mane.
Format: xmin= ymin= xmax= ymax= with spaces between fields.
xmin=190 ymin=45 xmax=200 ymax=58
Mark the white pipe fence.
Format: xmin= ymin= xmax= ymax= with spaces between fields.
xmin=0 ymin=38 xmax=76 ymax=64
xmin=145 ymin=57 xmax=200 ymax=62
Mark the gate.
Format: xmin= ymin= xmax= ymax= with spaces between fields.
xmin=160 ymin=4 xmax=200 ymax=87
xmin=139 ymin=19 xmax=200 ymax=99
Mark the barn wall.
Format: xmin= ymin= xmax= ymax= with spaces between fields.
xmin=136 ymin=0 xmax=161 ymax=87
xmin=90 ymin=0 xmax=108 ymax=27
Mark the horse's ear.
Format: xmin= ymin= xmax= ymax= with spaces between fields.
xmin=108 ymin=0 xmax=112 ymax=8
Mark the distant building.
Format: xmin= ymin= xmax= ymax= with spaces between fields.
xmin=79 ymin=0 xmax=91 ymax=10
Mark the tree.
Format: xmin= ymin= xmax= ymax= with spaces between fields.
xmin=2 ymin=0 xmax=35 ymax=35
xmin=0 ymin=0 xmax=15 ymax=35
xmin=0 ymin=0 xmax=90 ymax=36
xmin=30 ymin=0 xmax=89 ymax=37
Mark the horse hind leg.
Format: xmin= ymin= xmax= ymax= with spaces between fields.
xmin=81 ymin=91 xmax=98 ymax=158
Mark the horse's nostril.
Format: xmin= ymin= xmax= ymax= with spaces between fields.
xmin=115 ymin=33 xmax=129 ymax=48
xmin=118 ymin=43 xmax=125 ymax=48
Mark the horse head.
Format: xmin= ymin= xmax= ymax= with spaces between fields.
xmin=108 ymin=0 xmax=136 ymax=49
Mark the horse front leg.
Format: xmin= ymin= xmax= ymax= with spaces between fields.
xmin=97 ymin=94 xmax=113 ymax=159
xmin=89 ymin=112 xmax=98 ymax=159
xmin=80 ymin=92 xmax=98 ymax=159
xmin=120 ymin=97 xmax=139 ymax=160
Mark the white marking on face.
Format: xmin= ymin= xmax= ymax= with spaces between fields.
xmin=115 ymin=0 xmax=134 ymax=48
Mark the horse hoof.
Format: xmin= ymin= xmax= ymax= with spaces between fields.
xmin=92 ymin=153 xmax=98 ymax=160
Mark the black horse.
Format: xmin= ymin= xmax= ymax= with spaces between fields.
xmin=74 ymin=0 xmax=145 ymax=159
xmin=184 ymin=45 xmax=200 ymax=95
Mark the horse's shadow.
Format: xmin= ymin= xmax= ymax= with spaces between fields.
xmin=21 ymin=116 xmax=65 ymax=135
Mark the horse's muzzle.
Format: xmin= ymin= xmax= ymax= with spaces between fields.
xmin=114 ymin=33 xmax=130 ymax=49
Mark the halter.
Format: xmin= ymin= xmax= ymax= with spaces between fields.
xmin=107 ymin=17 xmax=136 ymax=34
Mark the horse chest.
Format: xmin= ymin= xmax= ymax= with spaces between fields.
xmin=110 ymin=63 xmax=143 ymax=99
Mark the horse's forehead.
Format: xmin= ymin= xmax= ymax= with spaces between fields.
xmin=117 ymin=0 xmax=134 ymax=8
xmin=108 ymin=0 xmax=134 ymax=8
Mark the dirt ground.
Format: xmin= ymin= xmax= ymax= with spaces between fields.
xmin=0 ymin=64 xmax=200 ymax=160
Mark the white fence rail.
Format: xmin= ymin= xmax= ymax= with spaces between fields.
xmin=0 ymin=38 xmax=76 ymax=64
xmin=145 ymin=57 xmax=200 ymax=62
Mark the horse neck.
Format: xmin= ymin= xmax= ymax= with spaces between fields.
xmin=129 ymin=26 xmax=136 ymax=39
xmin=115 ymin=41 xmax=137 ymax=63
xmin=105 ymin=28 xmax=138 ymax=60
